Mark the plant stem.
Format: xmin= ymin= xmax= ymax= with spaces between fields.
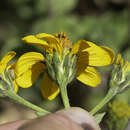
xmin=60 ymin=83 xmax=70 ymax=109
xmin=90 ymin=88 xmax=117 ymax=115
xmin=6 ymin=90 xmax=50 ymax=116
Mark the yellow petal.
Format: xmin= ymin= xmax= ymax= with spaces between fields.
xmin=15 ymin=52 xmax=44 ymax=76
xmin=16 ymin=62 xmax=45 ymax=88
xmin=13 ymin=80 xmax=19 ymax=93
xmin=76 ymin=61 xmax=87 ymax=76
xmin=76 ymin=66 xmax=101 ymax=87
xmin=36 ymin=33 xmax=62 ymax=54
xmin=123 ymin=61 xmax=130 ymax=73
xmin=36 ymin=33 xmax=59 ymax=44
xmin=0 ymin=63 xmax=6 ymax=73
xmin=0 ymin=51 xmax=16 ymax=72
xmin=22 ymin=35 xmax=49 ymax=50
xmin=41 ymin=72 xmax=60 ymax=100
xmin=1 ymin=51 xmax=16 ymax=64
xmin=78 ymin=40 xmax=115 ymax=66
xmin=101 ymin=46 xmax=115 ymax=63
xmin=115 ymin=54 xmax=124 ymax=65
xmin=7 ymin=63 xmax=16 ymax=70
xmin=71 ymin=40 xmax=90 ymax=55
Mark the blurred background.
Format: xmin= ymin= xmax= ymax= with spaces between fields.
xmin=0 ymin=0 xmax=130 ymax=129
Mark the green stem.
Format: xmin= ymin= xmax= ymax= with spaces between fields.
xmin=60 ymin=84 xmax=70 ymax=109
xmin=6 ymin=90 xmax=50 ymax=116
xmin=90 ymin=88 xmax=117 ymax=115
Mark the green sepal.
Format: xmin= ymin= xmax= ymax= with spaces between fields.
xmin=52 ymin=51 xmax=63 ymax=84
xmin=45 ymin=54 xmax=56 ymax=80
xmin=94 ymin=112 xmax=106 ymax=124
xmin=63 ymin=53 xmax=70 ymax=78
xmin=0 ymin=78 xmax=9 ymax=90
xmin=68 ymin=55 xmax=77 ymax=83
xmin=4 ymin=70 xmax=15 ymax=91
xmin=0 ymin=80 xmax=8 ymax=97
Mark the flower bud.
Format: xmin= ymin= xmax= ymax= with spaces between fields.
xmin=106 ymin=101 xmax=130 ymax=130
xmin=110 ymin=54 xmax=130 ymax=93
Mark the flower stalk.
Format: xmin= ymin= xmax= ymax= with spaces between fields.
xmin=90 ymin=54 xmax=130 ymax=116
xmin=60 ymin=83 xmax=70 ymax=109
xmin=90 ymin=87 xmax=117 ymax=115
xmin=6 ymin=90 xmax=50 ymax=116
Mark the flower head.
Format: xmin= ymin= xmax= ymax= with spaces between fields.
xmin=14 ymin=32 xmax=115 ymax=100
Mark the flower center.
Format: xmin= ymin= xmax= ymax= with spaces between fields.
xmin=54 ymin=32 xmax=72 ymax=49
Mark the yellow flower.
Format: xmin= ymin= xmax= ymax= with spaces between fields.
xmin=14 ymin=32 xmax=115 ymax=100
xmin=0 ymin=52 xmax=18 ymax=93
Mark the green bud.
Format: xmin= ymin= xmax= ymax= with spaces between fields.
xmin=110 ymin=54 xmax=130 ymax=94
xmin=106 ymin=101 xmax=130 ymax=130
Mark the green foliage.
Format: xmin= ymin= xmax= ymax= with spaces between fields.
xmin=50 ymin=0 xmax=78 ymax=16
xmin=82 ymin=11 xmax=128 ymax=51
xmin=124 ymin=48 xmax=130 ymax=61
xmin=1 ymin=1 xmax=129 ymax=56
xmin=35 ymin=0 xmax=48 ymax=15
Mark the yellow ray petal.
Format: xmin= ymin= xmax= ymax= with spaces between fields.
xmin=123 ymin=61 xmax=130 ymax=73
xmin=115 ymin=54 xmax=124 ymax=65
xmin=13 ymin=80 xmax=19 ymax=93
xmin=1 ymin=51 xmax=16 ymax=64
xmin=16 ymin=62 xmax=45 ymax=88
xmin=41 ymin=72 xmax=60 ymax=100
xmin=0 ymin=52 xmax=16 ymax=72
xmin=76 ymin=66 xmax=101 ymax=87
xmin=100 ymin=46 xmax=115 ymax=63
xmin=22 ymin=35 xmax=48 ymax=45
xmin=71 ymin=40 xmax=90 ymax=55
xmin=15 ymin=52 xmax=44 ymax=76
xmin=76 ymin=61 xmax=87 ymax=76
xmin=78 ymin=40 xmax=115 ymax=66
xmin=36 ymin=33 xmax=59 ymax=44
xmin=36 ymin=33 xmax=62 ymax=54
xmin=22 ymin=35 xmax=49 ymax=50
xmin=7 ymin=63 xmax=16 ymax=70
